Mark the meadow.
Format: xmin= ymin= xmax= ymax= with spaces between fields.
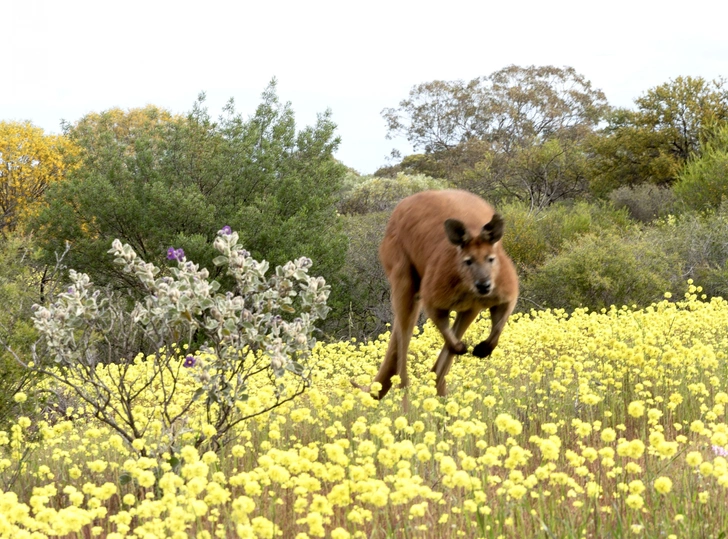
xmin=2 ymin=282 xmax=728 ymax=538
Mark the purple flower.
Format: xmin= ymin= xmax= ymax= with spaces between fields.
xmin=713 ymin=445 xmax=728 ymax=457
xmin=167 ymin=247 xmax=185 ymax=261
xmin=183 ymin=355 xmax=197 ymax=368
xmin=220 ymin=225 xmax=232 ymax=235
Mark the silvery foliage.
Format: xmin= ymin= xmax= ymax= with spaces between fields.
xmin=30 ymin=227 xmax=330 ymax=450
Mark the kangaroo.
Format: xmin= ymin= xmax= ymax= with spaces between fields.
xmin=353 ymin=189 xmax=518 ymax=399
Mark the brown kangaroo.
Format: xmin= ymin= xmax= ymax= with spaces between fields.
xmin=353 ymin=189 xmax=519 ymax=399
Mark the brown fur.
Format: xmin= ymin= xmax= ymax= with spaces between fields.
xmin=353 ymin=189 xmax=519 ymax=399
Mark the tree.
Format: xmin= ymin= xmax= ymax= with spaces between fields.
xmin=382 ymin=65 xmax=609 ymax=207
xmin=586 ymin=109 xmax=679 ymax=196
xmin=382 ymin=78 xmax=487 ymax=154
xmin=0 ymin=121 xmax=79 ymax=232
xmin=635 ymin=76 xmax=728 ymax=161
xmin=485 ymin=65 xmax=608 ymax=151
xmin=383 ymin=65 xmax=608 ymax=154
xmin=588 ymin=76 xmax=728 ymax=194
xmin=31 ymin=82 xmax=348 ymax=321
xmin=460 ymin=137 xmax=590 ymax=211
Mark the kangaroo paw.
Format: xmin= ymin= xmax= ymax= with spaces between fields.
xmin=350 ymin=379 xmax=369 ymax=392
xmin=472 ymin=340 xmax=494 ymax=358
xmin=449 ymin=341 xmax=467 ymax=355
xmin=350 ymin=379 xmax=384 ymax=401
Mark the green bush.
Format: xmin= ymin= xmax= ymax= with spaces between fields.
xmin=608 ymin=184 xmax=677 ymax=223
xmin=499 ymin=203 xmax=549 ymax=274
xmin=674 ymin=124 xmax=728 ymax=211
xmin=335 ymin=212 xmax=392 ymax=340
xmin=0 ymin=234 xmax=46 ymax=428
xmin=338 ymin=173 xmax=448 ymax=215
xmin=643 ymin=204 xmax=728 ymax=300
xmin=522 ymin=231 xmax=677 ymax=310
xmin=501 ymin=200 xmax=632 ymax=276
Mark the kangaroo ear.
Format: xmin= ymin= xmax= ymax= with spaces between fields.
xmin=444 ymin=219 xmax=471 ymax=246
xmin=481 ymin=214 xmax=504 ymax=244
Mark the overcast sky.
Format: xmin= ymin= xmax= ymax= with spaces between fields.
xmin=4 ymin=0 xmax=728 ymax=174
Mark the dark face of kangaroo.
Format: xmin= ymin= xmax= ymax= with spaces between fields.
xmin=444 ymin=214 xmax=504 ymax=296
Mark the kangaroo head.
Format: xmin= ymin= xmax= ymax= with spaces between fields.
xmin=444 ymin=214 xmax=504 ymax=296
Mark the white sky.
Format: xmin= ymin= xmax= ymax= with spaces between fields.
xmin=4 ymin=0 xmax=728 ymax=174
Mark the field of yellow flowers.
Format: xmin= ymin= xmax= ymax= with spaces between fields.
xmin=2 ymin=282 xmax=728 ymax=538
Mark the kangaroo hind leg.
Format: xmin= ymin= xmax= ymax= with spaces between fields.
xmin=369 ymin=260 xmax=421 ymax=400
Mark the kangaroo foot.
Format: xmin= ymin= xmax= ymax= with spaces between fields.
xmin=472 ymin=340 xmax=494 ymax=358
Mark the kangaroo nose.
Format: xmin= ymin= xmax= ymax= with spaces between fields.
xmin=476 ymin=280 xmax=491 ymax=295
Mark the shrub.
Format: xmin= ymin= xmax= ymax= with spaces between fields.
xmin=501 ymin=200 xmax=632 ymax=276
xmin=523 ymin=231 xmax=677 ymax=310
xmin=643 ymin=203 xmax=728 ymax=300
xmin=609 ymin=184 xmax=677 ymax=223
xmin=0 ymin=234 xmax=46 ymax=429
xmin=9 ymin=227 xmax=330 ymax=454
xmin=336 ymin=212 xmax=392 ymax=340
xmin=673 ymin=124 xmax=728 ymax=211
xmin=338 ymin=173 xmax=448 ymax=215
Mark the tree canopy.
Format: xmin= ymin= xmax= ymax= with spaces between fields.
xmin=381 ymin=65 xmax=609 ymax=209
xmin=588 ymin=76 xmax=728 ymax=195
xmin=383 ymin=65 xmax=608 ymax=154
xmin=32 ymin=81 xmax=348 ymax=300
xmin=0 ymin=121 xmax=79 ymax=232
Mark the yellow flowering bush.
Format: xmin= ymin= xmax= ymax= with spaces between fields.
xmin=2 ymin=286 xmax=728 ymax=537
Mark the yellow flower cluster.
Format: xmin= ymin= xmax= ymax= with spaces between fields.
xmin=2 ymin=288 xmax=728 ymax=537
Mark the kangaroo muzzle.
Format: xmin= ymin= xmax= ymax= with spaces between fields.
xmin=475 ymin=279 xmax=492 ymax=295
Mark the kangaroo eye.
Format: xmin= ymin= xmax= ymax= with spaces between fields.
xmin=487 ymin=256 xmax=496 ymax=263
xmin=464 ymin=258 xmax=473 ymax=266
